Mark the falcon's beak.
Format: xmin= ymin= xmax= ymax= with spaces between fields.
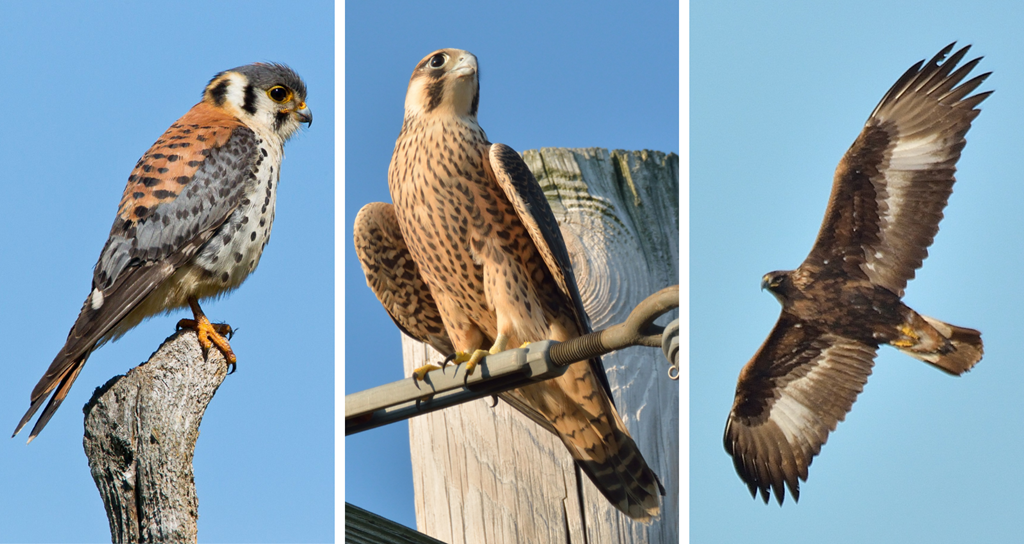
xmin=760 ymin=275 xmax=770 ymax=291
xmin=293 ymin=103 xmax=313 ymax=126
xmin=451 ymin=55 xmax=478 ymax=79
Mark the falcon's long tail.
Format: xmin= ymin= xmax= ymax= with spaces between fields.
xmin=503 ymin=363 xmax=664 ymax=522
xmin=13 ymin=355 xmax=88 ymax=442
xmin=896 ymin=314 xmax=983 ymax=376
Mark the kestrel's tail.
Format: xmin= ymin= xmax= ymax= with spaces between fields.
xmin=13 ymin=355 xmax=88 ymax=442
xmin=570 ymin=421 xmax=664 ymax=521
xmin=896 ymin=314 xmax=983 ymax=376
xmin=505 ymin=366 xmax=663 ymax=521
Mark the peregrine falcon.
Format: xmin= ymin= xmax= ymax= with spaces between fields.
xmin=354 ymin=49 xmax=662 ymax=520
xmin=724 ymin=43 xmax=988 ymax=504
xmin=15 ymin=63 xmax=311 ymax=442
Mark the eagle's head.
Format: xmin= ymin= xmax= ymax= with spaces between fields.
xmin=404 ymin=48 xmax=480 ymax=121
xmin=761 ymin=270 xmax=795 ymax=305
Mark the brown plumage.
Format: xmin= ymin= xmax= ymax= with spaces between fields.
xmin=724 ymin=43 xmax=989 ymax=504
xmin=15 ymin=64 xmax=311 ymax=442
xmin=354 ymin=48 xmax=662 ymax=520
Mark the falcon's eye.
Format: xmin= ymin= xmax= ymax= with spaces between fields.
xmin=428 ymin=53 xmax=447 ymax=69
xmin=267 ymin=86 xmax=292 ymax=103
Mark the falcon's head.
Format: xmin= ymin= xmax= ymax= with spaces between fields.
xmin=203 ymin=63 xmax=312 ymax=141
xmin=404 ymin=48 xmax=479 ymax=120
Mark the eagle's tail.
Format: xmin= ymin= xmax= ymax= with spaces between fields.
xmin=897 ymin=314 xmax=983 ymax=376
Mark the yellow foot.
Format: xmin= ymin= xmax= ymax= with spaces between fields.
xmin=412 ymin=362 xmax=444 ymax=381
xmin=452 ymin=349 xmax=490 ymax=376
xmin=177 ymin=297 xmax=237 ymax=373
xmin=892 ymin=324 xmax=920 ymax=348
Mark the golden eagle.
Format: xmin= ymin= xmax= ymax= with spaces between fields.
xmin=724 ymin=43 xmax=989 ymax=504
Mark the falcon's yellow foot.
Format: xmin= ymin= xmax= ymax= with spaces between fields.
xmin=452 ymin=349 xmax=491 ymax=377
xmin=412 ymin=362 xmax=444 ymax=381
xmin=178 ymin=298 xmax=238 ymax=373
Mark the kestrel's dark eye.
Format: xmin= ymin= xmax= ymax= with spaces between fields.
xmin=267 ymin=86 xmax=291 ymax=103
xmin=428 ymin=53 xmax=447 ymax=68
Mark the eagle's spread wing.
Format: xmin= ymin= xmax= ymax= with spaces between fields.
xmin=353 ymin=201 xmax=454 ymax=355
xmin=725 ymin=314 xmax=877 ymax=504
xmin=803 ymin=43 xmax=991 ymax=296
xmin=16 ymin=105 xmax=257 ymax=440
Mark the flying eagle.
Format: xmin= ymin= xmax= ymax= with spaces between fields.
xmin=724 ymin=43 xmax=989 ymax=504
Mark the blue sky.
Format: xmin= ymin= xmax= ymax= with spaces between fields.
xmin=692 ymin=1 xmax=1024 ymax=542
xmin=0 ymin=2 xmax=334 ymax=542
xmin=343 ymin=0 xmax=679 ymax=530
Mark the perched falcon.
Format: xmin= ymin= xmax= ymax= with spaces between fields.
xmin=724 ymin=43 xmax=989 ymax=504
xmin=15 ymin=63 xmax=311 ymax=442
xmin=354 ymin=49 xmax=662 ymax=520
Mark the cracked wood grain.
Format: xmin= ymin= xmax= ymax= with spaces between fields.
xmin=83 ymin=330 xmax=229 ymax=544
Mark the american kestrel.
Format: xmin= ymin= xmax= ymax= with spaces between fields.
xmin=354 ymin=49 xmax=661 ymax=520
xmin=15 ymin=63 xmax=311 ymax=442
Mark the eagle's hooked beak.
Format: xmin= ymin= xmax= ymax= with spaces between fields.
xmin=760 ymin=275 xmax=770 ymax=291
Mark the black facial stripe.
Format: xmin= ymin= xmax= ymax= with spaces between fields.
xmin=274 ymin=110 xmax=289 ymax=131
xmin=209 ymin=79 xmax=229 ymax=105
xmin=470 ymin=80 xmax=479 ymax=117
xmin=425 ymin=78 xmax=445 ymax=112
xmin=242 ymin=83 xmax=258 ymax=115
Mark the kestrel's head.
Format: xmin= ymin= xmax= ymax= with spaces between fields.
xmin=203 ymin=63 xmax=312 ymax=140
xmin=404 ymin=48 xmax=479 ymax=119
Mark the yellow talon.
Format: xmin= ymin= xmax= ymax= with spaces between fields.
xmin=412 ymin=363 xmax=443 ymax=381
xmin=452 ymin=349 xmax=490 ymax=376
xmin=891 ymin=324 xmax=920 ymax=348
xmin=176 ymin=297 xmax=237 ymax=372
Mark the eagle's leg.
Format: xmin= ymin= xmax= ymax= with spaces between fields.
xmin=176 ymin=296 xmax=238 ymax=372
xmin=890 ymin=323 xmax=921 ymax=348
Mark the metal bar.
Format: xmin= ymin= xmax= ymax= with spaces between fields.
xmin=346 ymin=341 xmax=562 ymax=435
xmin=345 ymin=285 xmax=680 ymax=435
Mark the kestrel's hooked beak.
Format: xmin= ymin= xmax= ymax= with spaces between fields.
xmin=450 ymin=54 xmax=478 ymax=79
xmin=293 ymin=102 xmax=313 ymax=126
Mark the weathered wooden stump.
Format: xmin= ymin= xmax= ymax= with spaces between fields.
xmin=83 ymin=330 xmax=229 ymax=544
xmin=403 ymin=147 xmax=679 ymax=544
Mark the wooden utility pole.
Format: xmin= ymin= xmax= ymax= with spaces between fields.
xmin=402 ymin=148 xmax=679 ymax=544
xmin=83 ymin=330 xmax=229 ymax=544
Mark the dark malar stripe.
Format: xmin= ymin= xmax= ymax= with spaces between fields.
xmin=274 ymin=110 xmax=289 ymax=131
xmin=425 ymin=78 xmax=445 ymax=112
xmin=242 ymin=83 xmax=258 ymax=115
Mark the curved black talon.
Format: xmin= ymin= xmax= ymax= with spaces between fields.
xmin=442 ymin=352 xmax=457 ymax=368
xmin=488 ymin=395 xmax=499 ymax=408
